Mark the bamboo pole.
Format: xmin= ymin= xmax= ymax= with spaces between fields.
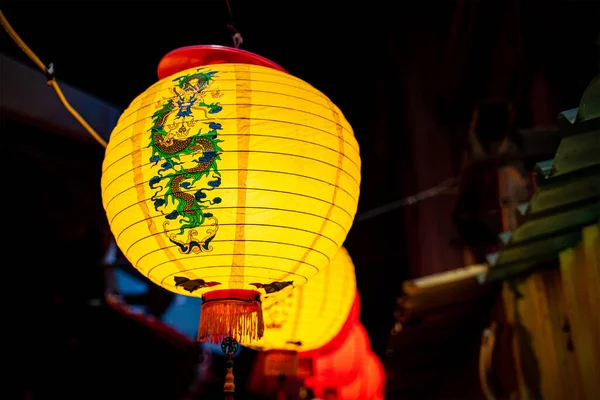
xmin=558 ymin=222 xmax=600 ymax=399
xmin=527 ymin=269 xmax=584 ymax=400
xmin=500 ymin=279 xmax=530 ymax=399
xmin=498 ymin=165 xmax=531 ymax=400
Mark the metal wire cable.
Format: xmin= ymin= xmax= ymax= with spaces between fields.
xmin=0 ymin=9 xmax=107 ymax=148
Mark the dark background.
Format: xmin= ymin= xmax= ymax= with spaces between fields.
xmin=3 ymin=0 xmax=599 ymax=399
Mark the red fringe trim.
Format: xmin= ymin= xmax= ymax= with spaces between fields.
xmin=198 ymin=299 xmax=264 ymax=344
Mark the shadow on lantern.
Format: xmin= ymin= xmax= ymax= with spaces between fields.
xmin=113 ymin=267 xmax=244 ymax=358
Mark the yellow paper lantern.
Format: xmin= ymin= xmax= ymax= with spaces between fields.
xmin=245 ymin=247 xmax=357 ymax=352
xmin=100 ymin=46 xmax=361 ymax=344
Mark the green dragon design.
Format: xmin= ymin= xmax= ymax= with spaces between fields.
xmin=148 ymin=68 xmax=224 ymax=254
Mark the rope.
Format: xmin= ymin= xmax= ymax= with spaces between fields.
xmin=224 ymin=0 xmax=243 ymax=48
xmin=0 ymin=9 xmax=107 ymax=148
xmin=355 ymin=176 xmax=459 ymax=222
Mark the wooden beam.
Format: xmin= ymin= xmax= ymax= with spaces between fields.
xmin=402 ymin=264 xmax=488 ymax=294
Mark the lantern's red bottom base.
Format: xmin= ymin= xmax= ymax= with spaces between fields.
xmin=198 ymin=289 xmax=264 ymax=344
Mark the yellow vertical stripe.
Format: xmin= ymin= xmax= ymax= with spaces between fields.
xmin=230 ymin=65 xmax=252 ymax=288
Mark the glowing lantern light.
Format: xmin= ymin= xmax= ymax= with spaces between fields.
xmin=246 ymin=288 xmax=360 ymax=398
xmin=245 ymin=247 xmax=358 ymax=352
xmin=100 ymin=45 xmax=361 ymax=344
xmin=315 ymin=288 xmax=361 ymax=356
xmin=336 ymin=351 xmax=386 ymax=400
xmin=304 ymin=322 xmax=372 ymax=395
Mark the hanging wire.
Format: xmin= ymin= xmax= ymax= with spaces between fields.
xmin=224 ymin=0 xmax=243 ymax=48
xmin=0 ymin=9 xmax=107 ymax=148
xmin=355 ymin=176 xmax=459 ymax=222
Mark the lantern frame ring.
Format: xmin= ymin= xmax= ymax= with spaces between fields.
xmin=202 ymin=294 xmax=262 ymax=304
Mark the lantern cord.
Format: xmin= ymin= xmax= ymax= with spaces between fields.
xmin=222 ymin=338 xmax=237 ymax=400
xmin=224 ymin=0 xmax=243 ymax=48
xmin=0 ymin=10 xmax=108 ymax=148
xmin=223 ymin=353 xmax=235 ymax=400
xmin=355 ymin=176 xmax=459 ymax=222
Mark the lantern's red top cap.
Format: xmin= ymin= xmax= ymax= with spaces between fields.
xmin=157 ymin=45 xmax=288 ymax=80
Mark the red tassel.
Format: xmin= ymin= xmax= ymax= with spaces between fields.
xmin=198 ymin=290 xmax=264 ymax=343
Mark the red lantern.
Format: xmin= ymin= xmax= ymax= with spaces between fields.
xmin=336 ymin=351 xmax=386 ymax=400
xmin=302 ymin=322 xmax=371 ymax=395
